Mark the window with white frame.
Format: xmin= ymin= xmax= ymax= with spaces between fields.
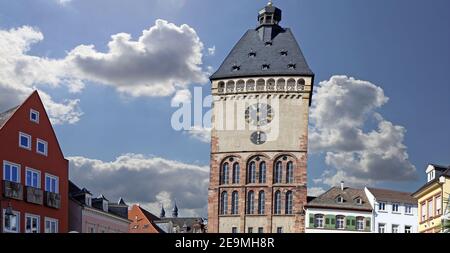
xmin=25 ymin=168 xmax=40 ymax=188
xmin=427 ymin=200 xmax=433 ymax=219
xmin=392 ymin=203 xmax=399 ymax=213
xmin=379 ymin=202 xmax=386 ymax=211
xmin=421 ymin=202 xmax=426 ymax=222
xmin=85 ymin=194 xmax=92 ymax=207
xmin=356 ymin=217 xmax=365 ymax=231
xmin=19 ymin=132 xmax=31 ymax=150
xmin=44 ymin=217 xmax=58 ymax=233
xmin=427 ymin=170 xmax=435 ymax=182
xmin=436 ymin=195 xmax=442 ymax=216
xmin=3 ymin=161 xmax=20 ymax=183
xmin=36 ymin=139 xmax=48 ymax=156
xmin=45 ymin=174 xmax=59 ymax=193
xmin=378 ymin=223 xmax=386 ymax=233
xmin=336 ymin=196 xmax=344 ymax=203
xmin=30 ymin=109 xmax=39 ymax=123
xmin=314 ymin=214 xmax=324 ymax=228
xmin=392 ymin=224 xmax=399 ymax=233
xmin=25 ymin=214 xmax=40 ymax=233
xmin=404 ymin=225 xmax=412 ymax=233
xmin=405 ymin=205 xmax=413 ymax=214
xmin=336 ymin=216 xmax=345 ymax=229
xmin=3 ymin=209 xmax=20 ymax=233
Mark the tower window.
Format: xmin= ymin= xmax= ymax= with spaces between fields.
xmin=285 ymin=191 xmax=293 ymax=215
xmin=247 ymin=191 xmax=255 ymax=214
xmin=280 ymin=50 xmax=288 ymax=56
xmin=231 ymin=191 xmax=239 ymax=215
xmin=220 ymin=191 xmax=228 ymax=215
xmin=287 ymin=63 xmax=296 ymax=70
xmin=248 ymin=51 xmax=256 ymax=58
xmin=258 ymin=191 xmax=265 ymax=215
xmin=262 ymin=64 xmax=270 ymax=70
xmin=231 ymin=64 xmax=241 ymax=72
xmin=274 ymin=191 xmax=281 ymax=215
xmin=264 ymin=41 xmax=272 ymax=47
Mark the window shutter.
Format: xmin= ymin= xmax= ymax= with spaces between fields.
xmin=346 ymin=218 xmax=350 ymax=226
xmin=325 ymin=215 xmax=333 ymax=229
xmin=348 ymin=216 xmax=356 ymax=230
xmin=331 ymin=217 xmax=335 ymax=225
xmin=365 ymin=218 xmax=371 ymax=231
xmin=309 ymin=214 xmax=314 ymax=228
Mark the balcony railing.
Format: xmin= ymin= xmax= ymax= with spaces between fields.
xmin=26 ymin=186 xmax=44 ymax=205
xmin=3 ymin=180 xmax=23 ymax=200
xmin=44 ymin=191 xmax=61 ymax=209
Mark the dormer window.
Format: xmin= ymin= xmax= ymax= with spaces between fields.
xmin=265 ymin=41 xmax=272 ymax=47
xmin=427 ymin=170 xmax=435 ymax=182
xmin=231 ymin=64 xmax=241 ymax=72
xmin=355 ymin=197 xmax=363 ymax=205
xmin=30 ymin=109 xmax=39 ymax=123
xmin=280 ymin=50 xmax=288 ymax=56
xmin=262 ymin=64 xmax=270 ymax=70
xmin=336 ymin=196 xmax=344 ymax=203
xmin=102 ymin=200 xmax=108 ymax=212
xmin=248 ymin=51 xmax=256 ymax=58
xmin=287 ymin=63 xmax=296 ymax=70
xmin=85 ymin=194 xmax=92 ymax=207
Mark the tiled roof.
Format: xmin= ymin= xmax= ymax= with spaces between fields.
xmin=210 ymin=27 xmax=313 ymax=80
xmin=367 ymin=188 xmax=416 ymax=205
xmin=306 ymin=187 xmax=372 ymax=211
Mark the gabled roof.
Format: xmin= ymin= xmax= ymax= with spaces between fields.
xmin=306 ymin=187 xmax=372 ymax=212
xmin=210 ymin=28 xmax=314 ymax=80
xmin=367 ymin=188 xmax=416 ymax=205
xmin=0 ymin=106 xmax=19 ymax=129
xmin=413 ymin=167 xmax=450 ymax=197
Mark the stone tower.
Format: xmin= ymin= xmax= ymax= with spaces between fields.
xmin=208 ymin=2 xmax=314 ymax=233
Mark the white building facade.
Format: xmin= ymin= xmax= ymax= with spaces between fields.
xmin=365 ymin=187 xmax=418 ymax=233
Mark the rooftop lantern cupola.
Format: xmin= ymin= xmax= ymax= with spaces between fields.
xmin=256 ymin=1 xmax=284 ymax=42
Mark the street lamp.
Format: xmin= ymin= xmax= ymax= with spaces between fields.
xmin=1 ymin=199 xmax=15 ymax=233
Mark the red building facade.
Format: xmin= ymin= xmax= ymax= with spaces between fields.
xmin=0 ymin=91 xmax=68 ymax=233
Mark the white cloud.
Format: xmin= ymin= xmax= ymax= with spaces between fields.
xmin=0 ymin=26 xmax=82 ymax=124
xmin=171 ymin=89 xmax=192 ymax=105
xmin=0 ymin=20 xmax=209 ymax=124
xmin=310 ymin=75 xmax=417 ymax=188
xmin=69 ymin=154 xmax=209 ymax=217
xmin=186 ymin=126 xmax=211 ymax=143
xmin=55 ymin=0 xmax=71 ymax=5
xmin=68 ymin=19 xmax=208 ymax=97
xmin=308 ymin=187 xmax=326 ymax=197
xmin=207 ymin=46 xmax=216 ymax=56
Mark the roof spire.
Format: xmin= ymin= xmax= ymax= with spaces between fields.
xmin=172 ymin=200 xmax=179 ymax=218
xmin=267 ymin=0 xmax=273 ymax=7
xmin=160 ymin=204 xmax=166 ymax=218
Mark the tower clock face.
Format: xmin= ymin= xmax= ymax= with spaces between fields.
xmin=250 ymin=131 xmax=267 ymax=145
xmin=245 ymin=103 xmax=274 ymax=126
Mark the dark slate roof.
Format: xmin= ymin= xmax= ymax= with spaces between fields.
xmin=0 ymin=106 xmax=19 ymax=129
xmin=154 ymin=217 xmax=205 ymax=233
xmin=306 ymin=187 xmax=372 ymax=211
xmin=367 ymin=188 xmax=416 ymax=205
xmin=210 ymin=28 xmax=314 ymax=80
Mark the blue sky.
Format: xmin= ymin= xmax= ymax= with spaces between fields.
xmin=0 ymin=0 xmax=449 ymax=216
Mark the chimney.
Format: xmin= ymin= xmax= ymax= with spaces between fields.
xmin=340 ymin=181 xmax=344 ymax=191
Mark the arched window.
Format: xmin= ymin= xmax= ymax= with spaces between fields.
xmin=256 ymin=79 xmax=265 ymax=91
xmin=267 ymin=79 xmax=275 ymax=91
xmin=285 ymin=191 xmax=293 ymax=214
xmin=286 ymin=161 xmax=294 ymax=184
xmin=287 ymin=79 xmax=296 ymax=91
xmin=247 ymin=191 xmax=255 ymax=214
xmin=258 ymin=191 xmax=265 ymax=215
xmin=297 ymin=78 xmax=305 ymax=91
xmin=259 ymin=162 xmax=266 ymax=184
xmin=356 ymin=216 xmax=365 ymax=230
xmin=276 ymin=78 xmax=285 ymax=91
xmin=231 ymin=191 xmax=239 ymax=215
xmin=220 ymin=191 xmax=228 ymax=215
xmin=236 ymin=80 xmax=245 ymax=92
xmin=226 ymin=81 xmax=235 ymax=92
xmin=246 ymin=79 xmax=255 ymax=91
xmin=274 ymin=161 xmax=282 ymax=184
xmin=218 ymin=81 xmax=225 ymax=93
xmin=247 ymin=161 xmax=256 ymax=184
xmin=232 ymin=163 xmax=240 ymax=184
xmin=221 ymin=163 xmax=229 ymax=185
xmin=274 ymin=191 xmax=281 ymax=215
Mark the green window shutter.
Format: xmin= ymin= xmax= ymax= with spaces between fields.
xmin=331 ymin=217 xmax=335 ymax=225
xmin=309 ymin=214 xmax=315 ymax=228
xmin=365 ymin=218 xmax=371 ymax=231
xmin=325 ymin=215 xmax=333 ymax=229
xmin=348 ymin=216 xmax=356 ymax=230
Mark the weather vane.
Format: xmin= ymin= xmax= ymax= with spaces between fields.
xmin=268 ymin=0 xmax=273 ymax=6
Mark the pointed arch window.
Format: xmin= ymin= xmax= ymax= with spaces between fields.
xmin=286 ymin=161 xmax=294 ymax=184
xmin=247 ymin=191 xmax=255 ymax=214
xmin=259 ymin=162 xmax=266 ymax=184
xmin=258 ymin=191 xmax=265 ymax=215
xmin=248 ymin=161 xmax=256 ymax=184
xmin=274 ymin=161 xmax=282 ymax=184
xmin=231 ymin=191 xmax=239 ymax=215
xmin=274 ymin=191 xmax=281 ymax=215
xmin=285 ymin=191 xmax=293 ymax=214
xmin=221 ymin=163 xmax=229 ymax=185
xmin=220 ymin=191 xmax=228 ymax=215
xmin=232 ymin=163 xmax=240 ymax=184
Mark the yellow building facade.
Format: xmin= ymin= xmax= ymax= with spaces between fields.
xmin=412 ymin=164 xmax=450 ymax=233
